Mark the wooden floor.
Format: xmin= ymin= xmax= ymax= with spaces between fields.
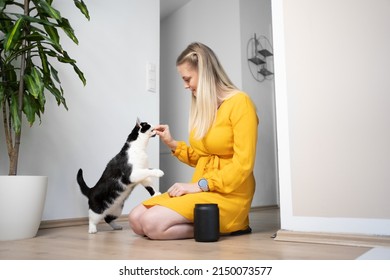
xmin=0 ymin=208 xmax=371 ymax=260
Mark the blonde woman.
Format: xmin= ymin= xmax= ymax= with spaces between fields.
xmin=129 ymin=42 xmax=258 ymax=240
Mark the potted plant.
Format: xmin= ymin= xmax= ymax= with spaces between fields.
xmin=0 ymin=0 xmax=89 ymax=240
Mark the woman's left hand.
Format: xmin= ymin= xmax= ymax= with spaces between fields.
xmin=167 ymin=182 xmax=202 ymax=197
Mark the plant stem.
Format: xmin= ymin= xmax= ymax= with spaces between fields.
xmin=9 ymin=0 xmax=30 ymax=175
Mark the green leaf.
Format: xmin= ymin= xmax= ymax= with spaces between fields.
xmin=10 ymin=93 xmax=21 ymax=133
xmin=24 ymin=75 xmax=37 ymax=97
xmin=38 ymin=44 xmax=50 ymax=79
xmin=49 ymin=65 xmax=60 ymax=84
xmin=43 ymin=24 xmax=60 ymax=45
xmin=0 ymin=0 xmax=6 ymax=11
xmin=24 ymin=68 xmax=43 ymax=99
xmin=24 ymin=91 xmax=44 ymax=126
xmin=45 ymin=83 xmax=68 ymax=110
xmin=20 ymin=14 xmax=56 ymax=27
xmin=38 ymin=0 xmax=61 ymax=21
xmin=25 ymin=32 xmax=45 ymax=42
xmin=37 ymin=86 xmax=46 ymax=109
xmin=3 ymin=65 xmax=18 ymax=89
xmin=58 ymin=17 xmax=78 ymax=44
xmin=0 ymin=13 xmax=13 ymax=33
xmin=43 ymin=49 xmax=58 ymax=57
xmin=4 ymin=17 xmax=24 ymax=52
xmin=23 ymin=94 xmax=37 ymax=125
xmin=42 ymin=36 xmax=63 ymax=53
xmin=74 ymin=0 xmax=90 ymax=20
xmin=57 ymin=56 xmax=76 ymax=64
xmin=72 ymin=63 xmax=86 ymax=86
xmin=57 ymin=50 xmax=76 ymax=63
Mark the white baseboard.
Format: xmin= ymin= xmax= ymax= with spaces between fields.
xmin=39 ymin=205 xmax=279 ymax=230
xmin=275 ymin=229 xmax=390 ymax=248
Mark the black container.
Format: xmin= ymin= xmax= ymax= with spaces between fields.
xmin=194 ymin=203 xmax=220 ymax=242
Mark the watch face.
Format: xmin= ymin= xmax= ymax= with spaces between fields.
xmin=198 ymin=179 xmax=209 ymax=191
xmin=198 ymin=179 xmax=208 ymax=188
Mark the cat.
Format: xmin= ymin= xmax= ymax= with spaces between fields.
xmin=77 ymin=119 xmax=163 ymax=234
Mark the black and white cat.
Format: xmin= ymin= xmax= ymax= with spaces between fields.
xmin=77 ymin=119 xmax=163 ymax=234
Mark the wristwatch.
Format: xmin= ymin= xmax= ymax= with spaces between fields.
xmin=198 ymin=178 xmax=209 ymax=192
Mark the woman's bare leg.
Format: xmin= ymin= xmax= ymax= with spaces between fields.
xmin=128 ymin=204 xmax=148 ymax=236
xmin=140 ymin=205 xmax=193 ymax=240
xmin=129 ymin=204 xmax=193 ymax=240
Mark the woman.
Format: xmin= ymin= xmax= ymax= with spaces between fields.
xmin=128 ymin=42 xmax=258 ymax=240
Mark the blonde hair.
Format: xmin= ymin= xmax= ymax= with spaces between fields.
xmin=176 ymin=42 xmax=238 ymax=139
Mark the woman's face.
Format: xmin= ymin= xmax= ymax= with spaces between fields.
xmin=177 ymin=62 xmax=198 ymax=96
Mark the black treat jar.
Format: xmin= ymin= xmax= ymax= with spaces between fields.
xmin=194 ymin=203 xmax=220 ymax=242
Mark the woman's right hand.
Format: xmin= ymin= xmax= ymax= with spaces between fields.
xmin=154 ymin=124 xmax=177 ymax=151
xmin=167 ymin=182 xmax=202 ymax=197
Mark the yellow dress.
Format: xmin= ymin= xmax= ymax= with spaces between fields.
xmin=143 ymin=92 xmax=259 ymax=233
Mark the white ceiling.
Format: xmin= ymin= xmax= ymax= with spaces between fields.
xmin=160 ymin=0 xmax=191 ymax=20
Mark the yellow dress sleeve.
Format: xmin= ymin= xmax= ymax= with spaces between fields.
xmin=172 ymin=141 xmax=200 ymax=167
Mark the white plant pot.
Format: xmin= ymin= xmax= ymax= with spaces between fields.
xmin=0 ymin=176 xmax=48 ymax=241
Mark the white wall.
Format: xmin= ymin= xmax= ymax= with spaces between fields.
xmin=240 ymin=0 xmax=279 ymax=206
xmin=273 ymin=0 xmax=390 ymax=235
xmin=160 ymin=0 xmax=279 ymax=208
xmin=0 ymin=0 xmax=160 ymax=221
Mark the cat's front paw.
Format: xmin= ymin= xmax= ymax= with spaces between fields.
xmin=153 ymin=191 xmax=162 ymax=197
xmin=152 ymin=169 xmax=164 ymax=177
xmin=89 ymin=225 xmax=98 ymax=234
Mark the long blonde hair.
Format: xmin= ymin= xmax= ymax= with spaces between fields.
xmin=176 ymin=42 xmax=238 ymax=139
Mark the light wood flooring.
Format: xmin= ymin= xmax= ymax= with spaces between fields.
xmin=0 ymin=208 xmax=372 ymax=260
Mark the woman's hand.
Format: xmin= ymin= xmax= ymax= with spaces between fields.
xmin=167 ymin=182 xmax=202 ymax=197
xmin=154 ymin=124 xmax=178 ymax=151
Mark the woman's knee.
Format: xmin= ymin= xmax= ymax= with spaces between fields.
xmin=138 ymin=211 xmax=162 ymax=239
xmin=128 ymin=205 xmax=147 ymax=235
xmin=139 ymin=206 xmax=189 ymax=240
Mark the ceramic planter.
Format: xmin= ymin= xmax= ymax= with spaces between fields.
xmin=0 ymin=176 xmax=48 ymax=241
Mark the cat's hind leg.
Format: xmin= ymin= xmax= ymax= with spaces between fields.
xmin=88 ymin=209 xmax=103 ymax=234
xmin=105 ymin=215 xmax=123 ymax=231
xmin=105 ymin=203 xmax=125 ymax=231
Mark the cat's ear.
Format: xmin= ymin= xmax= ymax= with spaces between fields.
xmin=136 ymin=117 xmax=141 ymax=127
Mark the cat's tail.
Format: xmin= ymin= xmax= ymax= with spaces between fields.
xmin=77 ymin=169 xmax=91 ymax=198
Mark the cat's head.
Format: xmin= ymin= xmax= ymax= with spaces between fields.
xmin=127 ymin=118 xmax=156 ymax=143
xmin=136 ymin=118 xmax=157 ymax=138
